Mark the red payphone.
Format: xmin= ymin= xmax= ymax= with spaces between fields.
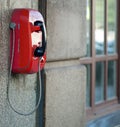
xmin=8 ymin=8 xmax=47 ymax=115
xmin=10 ymin=8 xmax=46 ymax=73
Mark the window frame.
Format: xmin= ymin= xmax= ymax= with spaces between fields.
xmin=81 ymin=0 xmax=120 ymax=121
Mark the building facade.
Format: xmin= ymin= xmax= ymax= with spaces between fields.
xmin=0 ymin=0 xmax=86 ymax=127
xmin=1 ymin=0 xmax=120 ymax=127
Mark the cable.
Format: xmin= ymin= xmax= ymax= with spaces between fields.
xmin=7 ymin=23 xmax=42 ymax=116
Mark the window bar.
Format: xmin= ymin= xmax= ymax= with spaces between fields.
xmin=104 ymin=0 xmax=108 ymax=101
xmin=91 ymin=0 xmax=96 ymax=109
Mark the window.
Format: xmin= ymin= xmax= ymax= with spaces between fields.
xmin=81 ymin=0 xmax=120 ymax=120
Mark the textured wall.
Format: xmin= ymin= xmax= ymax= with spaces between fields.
xmin=0 ymin=0 xmax=38 ymax=127
xmin=45 ymin=61 xmax=86 ymax=127
xmin=45 ymin=0 xmax=86 ymax=127
xmin=0 ymin=0 xmax=86 ymax=127
xmin=46 ymin=0 xmax=86 ymax=61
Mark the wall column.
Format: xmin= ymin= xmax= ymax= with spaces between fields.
xmin=45 ymin=0 xmax=86 ymax=127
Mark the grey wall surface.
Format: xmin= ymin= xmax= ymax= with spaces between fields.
xmin=47 ymin=0 xmax=86 ymax=61
xmin=0 ymin=0 xmax=38 ymax=127
xmin=45 ymin=61 xmax=86 ymax=127
xmin=45 ymin=0 xmax=86 ymax=127
xmin=0 ymin=0 xmax=86 ymax=127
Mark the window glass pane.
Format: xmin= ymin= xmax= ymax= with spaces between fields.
xmin=86 ymin=65 xmax=91 ymax=107
xmin=95 ymin=0 xmax=105 ymax=55
xmin=86 ymin=0 xmax=91 ymax=56
xmin=107 ymin=0 xmax=117 ymax=54
xmin=107 ymin=61 xmax=117 ymax=99
xmin=95 ymin=62 xmax=104 ymax=104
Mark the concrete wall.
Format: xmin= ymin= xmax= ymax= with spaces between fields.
xmin=47 ymin=0 xmax=86 ymax=61
xmin=0 ymin=0 xmax=38 ymax=127
xmin=0 ymin=0 xmax=86 ymax=127
xmin=45 ymin=0 xmax=86 ymax=127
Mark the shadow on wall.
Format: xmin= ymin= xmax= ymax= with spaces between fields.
xmin=86 ymin=111 xmax=120 ymax=127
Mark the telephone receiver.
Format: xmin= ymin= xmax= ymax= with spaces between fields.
xmin=34 ymin=21 xmax=46 ymax=57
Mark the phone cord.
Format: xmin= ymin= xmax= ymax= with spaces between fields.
xmin=7 ymin=27 xmax=42 ymax=116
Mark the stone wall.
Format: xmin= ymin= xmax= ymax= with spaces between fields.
xmin=0 ymin=0 xmax=38 ymax=127
xmin=45 ymin=0 xmax=86 ymax=127
xmin=0 ymin=0 xmax=86 ymax=127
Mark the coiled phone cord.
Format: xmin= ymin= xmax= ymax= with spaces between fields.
xmin=7 ymin=23 xmax=42 ymax=116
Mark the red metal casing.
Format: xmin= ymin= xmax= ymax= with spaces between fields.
xmin=10 ymin=8 xmax=46 ymax=74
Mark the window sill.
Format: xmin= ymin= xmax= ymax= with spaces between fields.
xmin=86 ymin=99 xmax=120 ymax=121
